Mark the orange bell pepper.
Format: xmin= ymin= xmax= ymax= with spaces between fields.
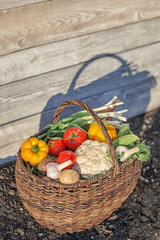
xmin=88 ymin=122 xmax=117 ymax=143
xmin=21 ymin=137 xmax=49 ymax=166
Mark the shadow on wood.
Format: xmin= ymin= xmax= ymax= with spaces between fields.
xmin=39 ymin=53 xmax=156 ymax=130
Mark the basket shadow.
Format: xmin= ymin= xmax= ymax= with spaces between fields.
xmin=39 ymin=53 xmax=156 ymax=130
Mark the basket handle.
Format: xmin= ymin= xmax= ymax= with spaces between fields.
xmin=51 ymin=99 xmax=120 ymax=176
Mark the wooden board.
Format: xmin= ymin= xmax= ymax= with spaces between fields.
xmin=1 ymin=41 xmax=160 ymax=125
xmin=0 ymin=0 xmax=160 ymax=56
xmin=0 ymin=0 xmax=47 ymax=11
xmin=0 ymin=114 xmax=40 ymax=164
xmin=1 ymin=18 xmax=160 ymax=85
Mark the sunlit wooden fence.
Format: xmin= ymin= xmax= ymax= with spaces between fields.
xmin=0 ymin=0 xmax=160 ymax=162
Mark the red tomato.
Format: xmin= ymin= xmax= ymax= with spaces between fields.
xmin=57 ymin=150 xmax=76 ymax=170
xmin=48 ymin=139 xmax=66 ymax=156
xmin=63 ymin=127 xmax=87 ymax=150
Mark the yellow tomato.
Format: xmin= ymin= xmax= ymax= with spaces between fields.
xmin=21 ymin=137 xmax=49 ymax=166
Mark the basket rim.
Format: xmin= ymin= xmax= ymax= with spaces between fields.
xmin=16 ymin=149 xmax=141 ymax=190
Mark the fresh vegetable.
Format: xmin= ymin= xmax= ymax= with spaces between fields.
xmin=128 ymin=141 xmax=151 ymax=162
xmin=63 ymin=127 xmax=87 ymax=150
xmin=88 ymin=121 xmax=117 ymax=142
xmin=116 ymin=146 xmax=139 ymax=162
xmin=38 ymin=96 xmax=128 ymax=142
xmin=59 ymin=169 xmax=80 ymax=184
xmin=117 ymin=124 xmax=130 ymax=137
xmin=113 ymin=134 xmax=139 ymax=149
xmin=73 ymin=139 xmax=112 ymax=179
xmin=57 ymin=150 xmax=76 ymax=170
xmin=38 ymin=158 xmax=56 ymax=173
xmin=21 ymin=137 xmax=49 ymax=166
xmin=21 ymin=96 xmax=151 ymax=179
xmin=46 ymin=160 xmax=72 ymax=179
xmin=48 ymin=139 xmax=66 ymax=156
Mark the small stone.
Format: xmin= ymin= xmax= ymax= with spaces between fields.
xmin=139 ymin=176 xmax=149 ymax=183
xmin=142 ymin=124 xmax=147 ymax=131
xmin=140 ymin=216 xmax=148 ymax=223
xmin=151 ymin=223 xmax=160 ymax=229
xmin=11 ymin=182 xmax=16 ymax=188
xmin=152 ymin=131 xmax=159 ymax=135
xmin=154 ymin=168 xmax=157 ymax=173
xmin=8 ymin=189 xmax=15 ymax=196
xmin=141 ymin=209 xmax=150 ymax=218
xmin=139 ymin=131 xmax=144 ymax=137
xmin=5 ymin=168 xmax=10 ymax=173
xmin=105 ymin=229 xmax=112 ymax=234
xmin=145 ymin=119 xmax=150 ymax=124
xmin=150 ymin=215 xmax=157 ymax=223
xmin=108 ymin=215 xmax=118 ymax=221
xmin=108 ymin=224 xmax=114 ymax=229
xmin=16 ymin=228 xmax=24 ymax=235
xmin=38 ymin=233 xmax=43 ymax=237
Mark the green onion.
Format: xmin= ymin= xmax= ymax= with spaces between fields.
xmin=38 ymin=96 xmax=128 ymax=142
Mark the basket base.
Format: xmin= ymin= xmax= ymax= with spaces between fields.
xmin=15 ymin=154 xmax=142 ymax=234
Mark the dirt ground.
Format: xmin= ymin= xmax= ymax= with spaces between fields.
xmin=0 ymin=108 xmax=160 ymax=240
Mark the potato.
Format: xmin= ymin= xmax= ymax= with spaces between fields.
xmin=59 ymin=170 xmax=79 ymax=184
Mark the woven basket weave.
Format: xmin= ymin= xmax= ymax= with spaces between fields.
xmin=15 ymin=99 xmax=142 ymax=234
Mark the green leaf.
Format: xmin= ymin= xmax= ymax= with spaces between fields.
xmin=106 ymin=150 xmax=111 ymax=159
xmin=113 ymin=134 xmax=139 ymax=149
xmin=120 ymin=151 xmax=125 ymax=158
xmin=118 ymin=124 xmax=130 ymax=137
xmin=132 ymin=141 xmax=151 ymax=162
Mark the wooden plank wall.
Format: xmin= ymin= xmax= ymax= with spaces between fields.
xmin=0 ymin=0 xmax=160 ymax=164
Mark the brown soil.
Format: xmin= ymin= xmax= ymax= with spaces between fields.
xmin=0 ymin=108 xmax=160 ymax=240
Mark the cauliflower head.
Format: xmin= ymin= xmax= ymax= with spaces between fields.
xmin=74 ymin=139 xmax=112 ymax=179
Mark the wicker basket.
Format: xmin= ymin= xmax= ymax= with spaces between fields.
xmin=15 ymin=99 xmax=142 ymax=234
